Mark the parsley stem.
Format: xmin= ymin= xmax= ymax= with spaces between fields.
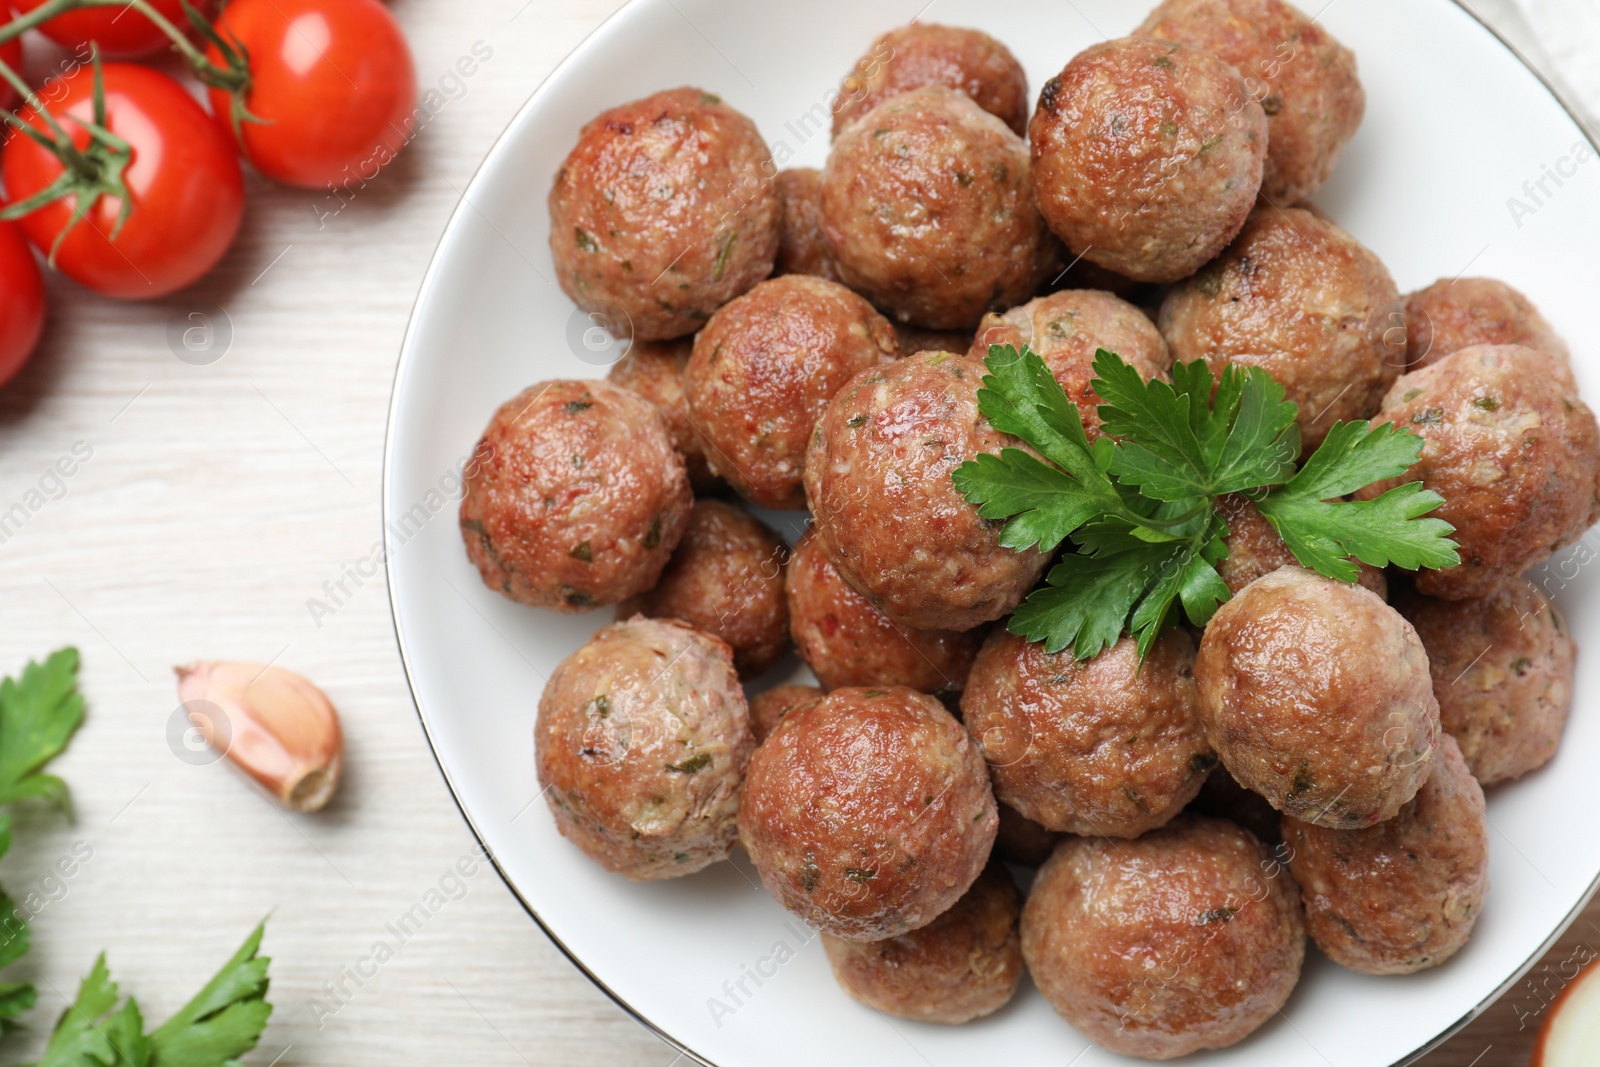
xmin=1113 ymin=502 xmax=1211 ymax=530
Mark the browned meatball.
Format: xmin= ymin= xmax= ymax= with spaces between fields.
xmin=1195 ymin=566 xmax=1440 ymax=827
xmin=1030 ymin=37 xmax=1267 ymax=284
xmin=535 ymin=618 xmax=753 ymax=880
xmin=969 ymin=289 xmax=1170 ymax=440
xmin=1397 ymin=579 xmax=1575 ymax=785
xmin=685 ymin=275 xmax=897 ymax=508
xmin=747 ymin=684 xmax=823 ymax=745
xmin=459 ymin=380 xmax=691 ymax=611
xmin=774 ymin=168 xmax=839 ymax=282
xmin=1215 ymin=493 xmax=1386 ymax=598
xmin=821 ymin=85 xmax=1055 ymax=329
xmin=618 ymin=500 xmax=789 ymax=676
xmin=832 ymin=23 xmax=1029 ymax=138
xmin=605 ymin=339 xmax=717 ymax=491
xmin=1357 ymin=345 xmax=1600 ymax=599
xmin=822 ymin=864 xmax=1022 ymax=1023
xmin=893 ymin=323 xmax=974 ymax=359
xmin=994 ymin=802 xmax=1061 ymax=866
xmin=1158 ymin=207 xmax=1403 ymax=450
xmin=548 ymin=87 xmax=780 ymax=342
xmin=964 ymin=628 xmax=1211 ymax=838
xmin=804 ymin=351 xmax=1050 ymax=631
xmin=1187 ymin=766 xmax=1281 ymax=845
xmin=1135 ymin=0 xmax=1365 ymax=204
xmin=1406 ymin=277 xmax=1570 ymax=371
xmin=785 ymin=529 xmax=979 ymax=694
xmin=738 ymin=686 xmax=998 ymax=941
xmin=1023 ymin=815 xmax=1305 ymax=1059
xmin=1284 ymin=735 xmax=1489 ymax=975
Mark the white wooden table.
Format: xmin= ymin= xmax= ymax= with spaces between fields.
xmin=0 ymin=2 xmax=1591 ymax=1064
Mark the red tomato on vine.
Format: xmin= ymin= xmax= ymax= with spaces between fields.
xmin=0 ymin=215 xmax=44 ymax=389
xmin=9 ymin=0 xmax=213 ymax=60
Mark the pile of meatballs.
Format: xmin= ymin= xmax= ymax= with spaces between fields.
xmin=457 ymin=0 xmax=1600 ymax=1059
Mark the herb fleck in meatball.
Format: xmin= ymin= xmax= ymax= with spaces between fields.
xmin=1357 ymin=344 xmax=1600 ymax=599
xmin=747 ymin=684 xmax=824 ymax=745
xmin=1284 ymin=735 xmax=1489 ymax=975
xmin=606 ymin=339 xmax=718 ymax=491
xmin=536 ymin=618 xmax=753 ymax=880
xmin=549 ymin=87 xmax=780 ymax=341
xmin=1023 ymin=814 xmax=1305 ymax=1060
xmin=1405 ymin=276 xmax=1569 ymax=371
xmin=459 ymin=380 xmax=691 ymax=611
xmin=1029 ymin=37 xmax=1267 ymax=284
xmin=685 ymin=275 xmax=897 ymax=508
xmin=1194 ymin=566 xmax=1439 ymax=827
xmin=1216 ymin=493 xmax=1386 ymax=598
xmin=774 ymin=168 xmax=840 ymax=282
xmin=832 ymin=23 xmax=1029 ymax=137
xmin=738 ymin=686 xmax=997 ymax=941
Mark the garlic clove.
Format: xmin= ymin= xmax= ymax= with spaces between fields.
xmin=174 ymin=661 xmax=344 ymax=812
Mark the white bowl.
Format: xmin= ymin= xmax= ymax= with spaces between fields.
xmin=384 ymin=2 xmax=1600 ymax=1063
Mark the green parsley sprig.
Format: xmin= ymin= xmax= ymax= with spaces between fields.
xmin=953 ymin=345 xmax=1461 ymax=660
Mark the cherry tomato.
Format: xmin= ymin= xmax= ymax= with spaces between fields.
xmin=9 ymin=0 xmax=212 ymax=60
xmin=2 ymin=62 xmax=244 ymax=299
xmin=0 ymin=36 xmax=21 ymax=113
xmin=0 ymin=215 xmax=44 ymax=389
xmin=207 ymin=0 xmax=417 ymax=189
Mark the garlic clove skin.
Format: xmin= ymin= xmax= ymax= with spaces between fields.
xmin=174 ymin=661 xmax=344 ymax=812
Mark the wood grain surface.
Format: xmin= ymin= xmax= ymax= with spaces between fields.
xmin=0 ymin=1 xmax=1592 ymax=1065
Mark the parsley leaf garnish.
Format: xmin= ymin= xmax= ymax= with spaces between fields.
xmin=0 ymin=647 xmax=87 ymax=815
xmin=954 ymin=345 xmax=1459 ymax=660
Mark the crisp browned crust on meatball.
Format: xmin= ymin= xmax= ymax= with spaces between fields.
xmin=460 ymin=380 xmax=691 ymax=611
xmin=1029 ymin=37 xmax=1267 ymax=284
xmin=785 ymin=529 xmax=980 ymax=694
xmin=804 ymin=351 xmax=1050 ymax=631
xmin=685 ymin=274 xmax=898 ymax=508
xmin=1023 ymin=815 xmax=1305 ymax=1060
xmin=1284 ymin=735 xmax=1489 ymax=975
xmin=1216 ymin=493 xmax=1386 ymax=598
xmin=994 ymin=802 xmax=1061 ymax=866
xmin=963 ymin=628 xmax=1211 ymax=838
xmin=748 ymin=684 xmax=824 ymax=745
xmin=832 ymin=23 xmax=1029 ymax=138
xmin=1397 ymin=579 xmax=1575 ymax=785
xmin=1357 ymin=345 xmax=1600 ymax=599
xmin=606 ymin=339 xmax=718 ymax=491
xmin=1187 ymin=766 xmax=1282 ymax=845
xmin=1158 ymin=207 xmax=1402 ymax=450
xmin=618 ymin=500 xmax=790 ymax=676
xmin=774 ymin=168 xmax=840 ymax=282
xmin=536 ymin=618 xmax=753 ymax=880
xmin=1195 ymin=566 xmax=1440 ymax=827
xmin=738 ymin=686 xmax=998 ymax=941
xmin=549 ymin=87 xmax=780 ymax=341
xmin=1135 ymin=0 xmax=1365 ymax=204
xmin=821 ymin=85 xmax=1055 ymax=329
xmin=969 ymin=289 xmax=1170 ymax=440
xmin=1406 ymin=277 xmax=1570 ymax=371
xmin=823 ymin=864 xmax=1023 ymax=1023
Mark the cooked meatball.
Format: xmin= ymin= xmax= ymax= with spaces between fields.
xmin=1397 ymin=579 xmax=1575 ymax=785
xmin=994 ymin=802 xmax=1061 ymax=866
xmin=774 ymin=168 xmax=840 ymax=282
xmin=1216 ymin=493 xmax=1386 ymax=598
xmin=821 ymin=85 xmax=1055 ymax=329
xmin=804 ymin=351 xmax=1050 ymax=631
xmin=1194 ymin=566 xmax=1440 ymax=827
xmin=619 ymin=500 xmax=790 ymax=675
xmin=1158 ymin=207 xmax=1403 ymax=450
xmin=1023 ymin=815 xmax=1305 ymax=1059
xmin=831 ymin=23 xmax=1029 ymax=137
xmin=460 ymin=380 xmax=691 ymax=611
xmin=605 ymin=339 xmax=717 ymax=491
xmin=894 ymin=323 xmax=974 ymax=359
xmin=1187 ymin=766 xmax=1281 ymax=845
xmin=964 ymin=628 xmax=1211 ymax=838
xmin=1356 ymin=344 xmax=1600 ymax=599
xmin=747 ymin=683 xmax=824 ymax=745
xmin=1284 ymin=734 xmax=1489 ymax=975
xmin=1135 ymin=0 xmax=1365 ymax=204
xmin=548 ymin=87 xmax=780 ymax=341
xmin=738 ymin=686 xmax=998 ymax=941
xmin=1406 ymin=276 xmax=1569 ymax=371
xmin=685 ymin=274 xmax=897 ymax=508
xmin=968 ymin=289 xmax=1170 ymax=440
xmin=822 ymin=864 xmax=1022 ymax=1024
xmin=1029 ymin=37 xmax=1267 ymax=284
xmin=785 ymin=529 xmax=979 ymax=694
xmin=535 ymin=618 xmax=753 ymax=880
